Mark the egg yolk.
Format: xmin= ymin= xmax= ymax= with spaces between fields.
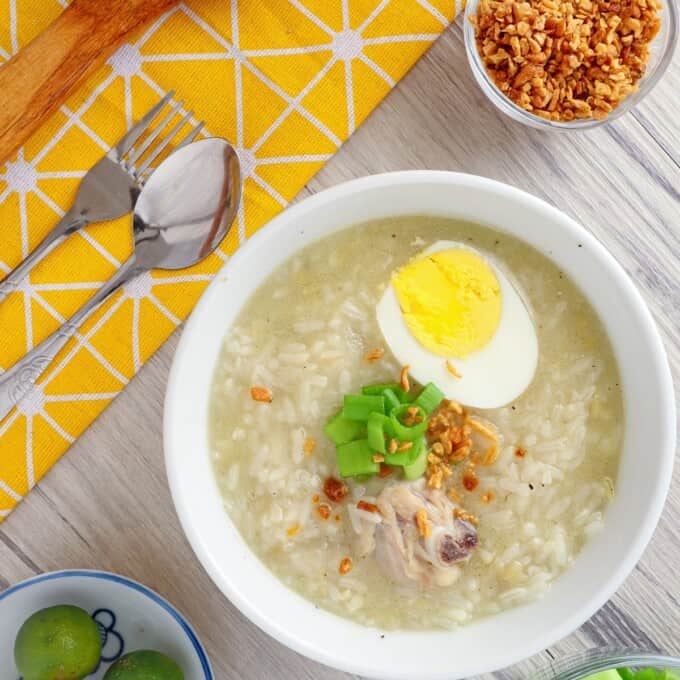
xmin=391 ymin=249 xmax=502 ymax=358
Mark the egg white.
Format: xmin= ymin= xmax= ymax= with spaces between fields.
xmin=376 ymin=240 xmax=538 ymax=409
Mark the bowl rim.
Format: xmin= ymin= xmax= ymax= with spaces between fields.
xmin=164 ymin=170 xmax=676 ymax=679
xmin=462 ymin=0 xmax=680 ymax=130
xmin=0 ymin=568 xmax=213 ymax=678
xmin=534 ymin=649 xmax=680 ymax=679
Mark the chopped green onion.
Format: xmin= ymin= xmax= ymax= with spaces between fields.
xmin=393 ymin=386 xmax=416 ymax=403
xmin=329 ymin=380 xmax=444 ymax=480
xmin=385 ymin=437 xmax=423 ymax=467
xmin=403 ymin=441 xmax=428 ymax=480
xmin=336 ymin=439 xmax=380 ymax=477
xmin=385 ymin=415 xmax=397 ymax=438
xmin=367 ymin=412 xmax=396 ymax=453
xmin=383 ymin=452 xmax=410 ymax=466
xmin=382 ymin=388 xmax=401 ymax=413
xmin=342 ymin=394 xmax=385 ymax=421
xmin=324 ymin=410 xmax=364 ymax=445
xmin=583 ymin=673 xmax=627 ymax=680
xmin=412 ymin=382 xmax=445 ymax=414
xmin=362 ymin=382 xmax=400 ymax=396
xmin=367 ymin=413 xmax=386 ymax=453
xmin=362 ymin=383 xmax=414 ymax=404
xmin=390 ymin=404 xmax=428 ymax=441
xmin=586 ymin=671 xmax=680 ymax=680
xmin=583 ymin=671 xmax=680 ymax=680
xmin=634 ymin=672 xmax=659 ymax=680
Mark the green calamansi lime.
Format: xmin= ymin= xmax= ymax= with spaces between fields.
xmin=103 ymin=650 xmax=184 ymax=680
xmin=14 ymin=604 xmax=102 ymax=680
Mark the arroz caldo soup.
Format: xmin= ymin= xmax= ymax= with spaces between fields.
xmin=209 ymin=216 xmax=623 ymax=630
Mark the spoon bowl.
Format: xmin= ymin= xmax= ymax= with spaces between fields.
xmin=133 ymin=138 xmax=241 ymax=271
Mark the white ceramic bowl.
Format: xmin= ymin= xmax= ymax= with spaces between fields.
xmin=164 ymin=171 xmax=675 ymax=680
xmin=0 ymin=569 xmax=212 ymax=678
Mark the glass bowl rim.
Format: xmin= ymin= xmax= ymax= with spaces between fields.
xmin=534 ymin=649 xmax=680 ymax=679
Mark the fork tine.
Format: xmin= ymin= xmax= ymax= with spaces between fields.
xmin=125 ymin=100 xmax=184 ymax=169
xmin=176 ymin=121 xmax=206 ymax=151
xmin=112 ymin=90 xmax=175 ymax=160
xmin=135 ymin=110 xmax=196 ymax=178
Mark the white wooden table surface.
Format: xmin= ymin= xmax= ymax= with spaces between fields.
xmin=1 ymin=18 xmax=679 ymax=680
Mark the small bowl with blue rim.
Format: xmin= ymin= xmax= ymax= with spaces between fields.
xmin=0 ymin=569 xmax=213 ymax=679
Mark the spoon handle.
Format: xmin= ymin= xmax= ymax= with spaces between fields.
xmin=0 ymin=256 xmax=140 ymax=423
xmin=0 ymin=207 xmax=86 ymax=305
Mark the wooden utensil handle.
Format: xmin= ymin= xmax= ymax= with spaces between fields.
xmin=0 ymin=0 xmax=179 ymax=166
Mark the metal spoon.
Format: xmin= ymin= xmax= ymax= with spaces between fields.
xmin=0 ymin=138 xmax=241 ymax=422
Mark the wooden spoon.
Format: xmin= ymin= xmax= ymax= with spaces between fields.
xmin=0 ymin=0 xmax=179 ymax=166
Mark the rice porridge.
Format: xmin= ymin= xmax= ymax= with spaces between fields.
xmin=209 ymin=216 xmax=623 ymax=630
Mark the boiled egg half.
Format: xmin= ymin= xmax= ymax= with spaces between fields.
xmin=376 ymin=240 xmax=538 ymax=408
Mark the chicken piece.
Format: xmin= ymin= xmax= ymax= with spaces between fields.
xmin=348 ymin=500 xmax=381 ymax=558
xmin=373 ymin=480 xmax=477 ymax=588
xmin=354 ymin=520 xmax=377 ymax=558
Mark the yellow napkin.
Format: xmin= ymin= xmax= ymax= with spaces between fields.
xmin=0 ymin=0 xmax=457 ymax=520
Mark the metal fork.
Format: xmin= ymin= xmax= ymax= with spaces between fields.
xmin=0 ymin=91 xmax=205 ymax=304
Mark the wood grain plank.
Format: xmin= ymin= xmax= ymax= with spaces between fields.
xmin=0 ymin=15 xmax=678 ymax=680
xmin=0 ymin=531 xmax=39 ymax=587
xmin=631 ymin=55 xmax=680 ymax=169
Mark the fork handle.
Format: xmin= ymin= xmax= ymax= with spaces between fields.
xmin=0 ymin=255 xmax=140 ymax=423
xmin=0 ymin=0 xmax=179 ymax=166
xmin=0 ymin=207 xmax=87 ymax=305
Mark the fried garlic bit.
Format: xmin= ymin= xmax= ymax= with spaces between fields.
xmin=339 ymin=557 xmax=353 ymax=574
xmin=364 ymin=347 xmax=385 ymax=363
xmin=445 ymin=360 xmax=462 ymax=378
xmin=400 ymin=365 xmax=411 ymax=392
xmin=250 ymin=386 xmax=273 ymax=403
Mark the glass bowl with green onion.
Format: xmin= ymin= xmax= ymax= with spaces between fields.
xmin=534 ymin=649 xmax=680 ymax=680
